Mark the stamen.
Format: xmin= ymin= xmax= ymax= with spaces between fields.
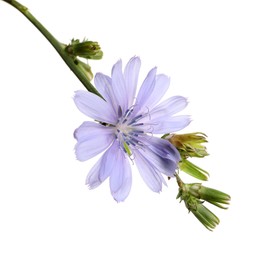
xmin=132 ymin=130 xmax=144 ymax=134
xmin=128 ymin=140 xmax=136 ymax=146
xmin=122 ymin=146 xmax=127 ymax=154
xmin=128 ymin=136 xmax=144 ymax=146
xmin=118 ymin=106 xmax=122 ymax=118
xmin=131 ymin=133 xmax=139 ymax=137
xmin=128 ymin=108 xmax=151 ymax=125
xmin=115 ymin=103 xmax=152 ymax=157
xmin=131 ymin=123 xmax=144 ymax=127
xmin=123 ymin=106 xmax=134 ymax=118
xmin=128 ymin=114 xmax=143 ymax=125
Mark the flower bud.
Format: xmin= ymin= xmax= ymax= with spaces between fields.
xmin=186 ymin=183 xmax=231 ymax=209
xmin=179 ymin=158 xmax=209 ymax=181
xmin=190 ymin=200 xmax=220 ymax=231
xmin=177 ymin=190 xmax=220 ymax=230
xmin=66 ymin=39 xmax=103 ymax=60
xmin=166 ymin=132 xmax=208 ymax=159
xmin=176 ymin=174 xmax=230 ymax=230
xmin=75 ymin=59 xmax=93 ymax=81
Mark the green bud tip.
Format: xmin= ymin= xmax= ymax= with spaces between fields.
xmin=185 ymin=183 xmax=231 ymax=209
xmin=66 ymin=38 xmax=103 ymax=60
xmin=192 ymin=202 xmax=220 ymax=231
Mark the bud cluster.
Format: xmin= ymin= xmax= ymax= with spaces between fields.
xmin=176 ymin=176 xmax=230 ymax=230
xmin=164 ymin=133 xmax=231 ymax=230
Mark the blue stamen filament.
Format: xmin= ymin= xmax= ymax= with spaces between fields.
xmin=112 ymin=105 xmax=154 ymax=157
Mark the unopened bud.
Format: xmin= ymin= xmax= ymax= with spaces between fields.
xmin=66 ymin=39 xmax=103 ymax=60
xmin=75 ymin=59 xmax=93 ymax=81
xmin=185 ymin=183 xmax=231 ymax=209
xmin=166 ymin=132 xmax=208 ymax=159
xmin=177 ymin=190 xmax=220 ymax=231
xmin=179 ymin=158 xmax=209 ymax=181
xmin=176 ymin=174 xmax=230 ymax=230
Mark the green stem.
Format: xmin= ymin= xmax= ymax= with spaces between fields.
xmin=2 ymin=0 xmax=102 ymax=97
xmin=175 ymin=173 xmax=184 ymax=189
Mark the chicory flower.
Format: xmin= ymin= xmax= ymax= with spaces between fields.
xmin=74 ymin=57 xmax=190 ymax=201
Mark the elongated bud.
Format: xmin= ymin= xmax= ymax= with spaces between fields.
xmin=191 ymin=201 xmax=220 ymax=231
xmin=177 ymin=191 xmax=220 ymax=231
xmin=166 ymin=132 xmax=208 ymax=159
xmin=66 ymin=39 xmax=103 ymax=60
xmin=179 ymin=158 xmax=209 ymax=181
xmin=185 ymin=183 xmax=231 ymax=209
xmin=175 ymin=174 xmax=230 ymax=230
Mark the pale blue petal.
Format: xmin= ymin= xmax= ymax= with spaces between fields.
xmin=124 ymin=56 xmax=141 ymax=106
xmin=152 ymin=115 xmax=191 ymax=134
xmin=109 ymin=141 xmax=132 ymax=202
xmin=85 ymin=155 xmax=104 ymax=189
xmin=134 ymin=67 xmax=157 ymax=113
xmin=142 ymin=135 xmax=180 ymax=162
xmin=134 ymin=150 xmax=163 ymax=192
xmin=144 ymin=74 xmax=170 ymax=109
xmin=94 ymin=73 xmax=112 ymax=101
xmin=139 ymin=136 xmax=179 ymax=176
xmin=74 ymin=124 xmax=114 ymax=161
xmin=149 ymin=96 xmax=188 ymax=120
xmin=94 ymin=73 xmax=117 ymax=116
xmin=112 ymin=60 xmax=128 ymax=113
xmin=74 ymin=121 xmax=114 ymax=142
xmin=74 ymin=90 xmax=117 ymax=124
xmin=85 ymin=141 xmax=117 ymax=189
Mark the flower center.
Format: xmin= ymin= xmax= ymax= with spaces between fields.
xmin=114 ymin=106 xmax=147 ymax=156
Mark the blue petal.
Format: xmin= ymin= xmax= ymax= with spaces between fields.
xmin=124 ymin=56 xmax=141 ymax=106
xmin=86 ymin=141 xmax=117 ymax=189
xmin=152 ymin=115 xmax=191 ymax=134
xmin=74 ymin=121 xmax=114 ymax=142
xmin=94 ymin=73 xmax=117 ymax=117
xmin=85 ymin=155 xmax=105 ymax=189
xmin=149 ymin=137 xmax=180 ymax=162
xmin=139 ymin=136 xmax=180 ymax=176
xmin=74 ymin=90 xmax=117 ymax=124
xmin=149 ymin=96 xmax=188 ymax=120
xmin=111 ymin=60 xmax=128 ymax=113
xmin=94 ymin=73 xmax=112 ymax=101
xmin=109 ymin=141 xmax=132 ymax=202
xmin=74 ymin=123 xmax=114 ymax=161
xmin=134 ymin=67 xmax=157 ymax=113
xmin=143 ymin=74 xmax=170 ymax=109
xmin=134 ymin=150 xmax=164 ymax=192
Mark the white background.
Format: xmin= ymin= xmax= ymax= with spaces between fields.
xmin=0 ymin=0 xmax=267 ymax=259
